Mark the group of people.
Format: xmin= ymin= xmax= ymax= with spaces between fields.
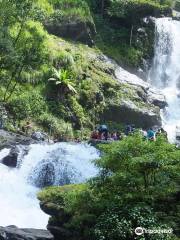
xmin=91 ymin=124 xmax=167 ymax=142
xmin=140 ymin=127 xmax=167 ymax=141
xmin=91 ymin=125 xmax=122 ymax=141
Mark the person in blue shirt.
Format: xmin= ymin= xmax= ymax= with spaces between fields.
xmin=147 ymin=128 xmax=156 ymax=141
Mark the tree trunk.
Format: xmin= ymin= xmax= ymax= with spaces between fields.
xmin=101 ymin=0 xmax=105 ymax=16
xmin=130 ymin=25 xmax=134 ymax=46
xmin=5 ymin=65 xmax=24 ymax=101
xmin=129 ymin=25 xmax=134 ymax=46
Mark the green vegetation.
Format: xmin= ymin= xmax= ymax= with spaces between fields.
xmin=108 ymin=0 xmax=172 ymax=20
xmin=47 ymin=0 xmax=93 ymax=23
xmin=94 ymin=0 xmax=173 ymax=67
xmin=0 ymin=0 xmax=174 ymax=138
xmin=38 ymin=134 xmax=180 ymax=240
xmin=1 ymin=1 xmax=179 ymax=240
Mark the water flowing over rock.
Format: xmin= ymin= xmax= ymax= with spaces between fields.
xmin=0 ymin=226 xmax=53 ymax=240
xmin=0 ymin=143 xmax=99 ymax=229
xmin=149 ymin=18 xmax=180 ymax=142
xmin=115 ymin=67 xmax=167 ymax=109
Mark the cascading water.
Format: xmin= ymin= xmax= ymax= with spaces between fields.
xmin=149 ymin=18 xmax=180 ymax=142
xmin=0 ymin=142 xmax=99 ymax=228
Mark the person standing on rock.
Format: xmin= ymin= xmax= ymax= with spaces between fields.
xmin=24 ymin=121 xmax=32 ymax=136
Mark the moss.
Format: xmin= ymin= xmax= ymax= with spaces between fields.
xmin=38 ymin=184 xmax=87 ymax=211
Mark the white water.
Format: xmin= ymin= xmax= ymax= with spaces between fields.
xmin=0 ymin=143 xmax=99 ymax=228
xmin=149 ymin=18 xmax=180 ymax=142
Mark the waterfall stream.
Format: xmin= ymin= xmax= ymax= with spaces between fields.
xmin=149 ymin=18 xmax=180 ymax=142
xmin=0 ymin=143 xmax=99 ymax=228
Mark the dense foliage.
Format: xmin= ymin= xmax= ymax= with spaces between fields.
xmin=108 ymin=0 xmax=172 ymax=21
xmin=39 ymin=134 xmax=180 ymax=240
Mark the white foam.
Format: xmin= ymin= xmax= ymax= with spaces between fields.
xmin=0 ymin=142 xmax=99 ymax=228
xmin=149 ymin=18 xmax=180 ymax=142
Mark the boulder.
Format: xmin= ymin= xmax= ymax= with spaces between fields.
xmin=0 ymin=226 xmax=54 ymax=240
xmin=103 ymin=100 xmax=161 ymax=129
xmin=31 ymin=162 xmax=55 ymax=188
xmin=45 ymin=21 xmax=96 ymax=47
xmin=147 ymin=88 xmax=167 ymax=109
xmin=1 ymin=146 xmax=19 ymax=168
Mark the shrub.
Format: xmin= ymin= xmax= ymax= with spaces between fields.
xmin=48 ymin=0 xmax=93 ymax=23
xmin=37 ymin=112 xmax=73 ymax=139
xmin=94 ymin=206 xmax=172 ymax=240
xmin=108 ymin=0 xmax=172 ymax=22
xmin=7 ymin=90 xmax=47 ymax=120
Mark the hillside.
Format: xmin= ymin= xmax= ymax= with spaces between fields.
xmin=0 ymin=0 xmax=173 ymax=139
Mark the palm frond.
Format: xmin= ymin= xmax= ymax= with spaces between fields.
xmin=52 ymin=67 xmax=61 ymax=79
xmin=48 ymin=77 xmax=57 ymax=82
xmin=67 ymin=83 xmax=77 ymax=94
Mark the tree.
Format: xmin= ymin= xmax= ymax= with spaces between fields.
xmin=0 ymin=0 xmax=50 ymax=101
xmin=2 ymin=21 xmax=48 ymax=101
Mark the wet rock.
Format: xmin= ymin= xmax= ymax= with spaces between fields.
xmin=30 ymin=162 xmax=55 ymax=188
xmin=0 ymin=130 xmax=35 ymax=150
xmin=0 ymin=226 xmax=54 ymax=240
xmin=114 ymin=66 xmax=167 ymax=109
xmin=1 ymin=146 xmax=19 ymax=168
xmin=147 ymin=89 xmax=168 ymax=109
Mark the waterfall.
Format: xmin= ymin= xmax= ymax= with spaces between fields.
xmin=149 ymin=18 xmax=180 ymax=142
xmin=0 ymin=142 xmax=99 ymax=229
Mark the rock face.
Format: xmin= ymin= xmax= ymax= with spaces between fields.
xmin=0 ymin=226 xmax=54 ymax=240
xmin=45 ymin=21 xmax=96 ymax=46
xmin=40 ymin=203 xmax=72 ymax=240
xmin=0 ymin=130 xmax=34 ymax=150
xmin=114 ymin=67 xmax=167 ymax=109
xmin=134 ymin=16 xmax=156 ymax=77
xmin=103 ymin=100 xmax=161 ymax=129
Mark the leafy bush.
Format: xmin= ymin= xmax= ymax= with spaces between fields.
xmin=94 ymin=206 xmax=172 ymax=240
xmin=7 ymin=90 xmax=47 ymax=120
xmin=37 ymin=112 xmax=73 ymax=139
xmin=108 ymin=0 xmax=172 ymax=22
xmin=48 ymin=0 xmax=93 ymax=23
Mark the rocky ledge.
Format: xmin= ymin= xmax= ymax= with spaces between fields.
xmin=99 ymin=56 xmax=167 ymax=128
xmin=0 ymin=130 xmax=36 ymax=168
xmin=0 ymin=130 xmax=34 ymax=150
xmin=0 ymin=226 xmax=54 ymax=240
xmin=45 ymin=20 xmax=96 ymax=47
